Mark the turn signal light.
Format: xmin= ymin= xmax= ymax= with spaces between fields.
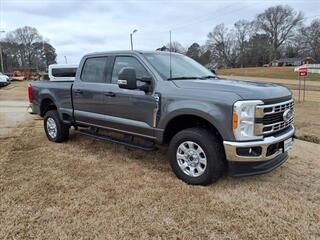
xmin=232 ymin=112 xmax=238 ymax=129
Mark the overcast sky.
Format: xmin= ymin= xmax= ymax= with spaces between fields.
xmin=1 ymin=0 xmax=319 ymax=64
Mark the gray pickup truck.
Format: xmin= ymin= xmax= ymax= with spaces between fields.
xmin=29 ymin=50 xmax=294 ymax=185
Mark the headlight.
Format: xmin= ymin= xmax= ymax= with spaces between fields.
xmin=232 ymin=100 xmax=263 ymax=141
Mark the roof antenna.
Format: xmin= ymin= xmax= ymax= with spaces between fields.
xmin=169 ymin=30 xmax=172 ymax=79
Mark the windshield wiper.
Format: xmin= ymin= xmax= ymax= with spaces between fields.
xmin=199 ymin=75 xmax=218 ymax=79
xmin=167 ymin=76 xmax=200 ymax=80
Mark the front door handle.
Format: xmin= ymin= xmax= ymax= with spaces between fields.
xmin=74 ymin=89 xmax=83 ymax=94
xmin=104 ymin=92 xmax=116 ymax=97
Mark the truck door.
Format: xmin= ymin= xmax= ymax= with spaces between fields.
xmin=101 ymin=55 xmax=158 ymax=138
xmin=72 ymin=56 xmax=112 ymax=125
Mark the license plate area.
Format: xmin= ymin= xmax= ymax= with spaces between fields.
xmin=283 ymin=138 xmax=293 ymax=152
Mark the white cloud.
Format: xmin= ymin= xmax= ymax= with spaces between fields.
xmin=1 ymin=0 xmax=319 ymax=64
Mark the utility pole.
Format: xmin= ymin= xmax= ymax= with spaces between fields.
xmin=64 ymin=56 xmax=68 ymax=64
xmin=0 ymin=30 xmax=5 ymax=73
xmin=169 ymin=30 xmax=172 ymax=79
xmin=130 ymin=29 xmax=138 ymax=50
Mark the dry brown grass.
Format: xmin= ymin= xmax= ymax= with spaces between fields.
xmin=294 ymin=101 xmax=320 ymax=144
xmin=218 ymin=67 xmax=320 ymax=81
xmin=1 ymin=82 xmax=320 ymax=239
xmin=0 ymin=117 xmax=320 ymax=239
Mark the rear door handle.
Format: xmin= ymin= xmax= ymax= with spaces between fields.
xmin=74 ymin=89 xmax=83 ymax=94
xmin=104 ymin=92 xmax=116 ymax=97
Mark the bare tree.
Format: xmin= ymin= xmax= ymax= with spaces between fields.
xmin=206 ymin=24 xmax=238 ymax=67
xmin=6 ymin=26 xmax=43 ymax=67
xmin=3 ymin=26 xmax=56 ymax=71
xmin=32 ymin=42 xmax=57 ymax=69
xmin=234 ymin=20 xmax=253 ymax=67
xmin=297 ymin=19 xmax=320 ymax=62
xmin=256 ymin=5 xmax=303 ymax=60
xmin=165 ymin=41 xmax=186 ymax=53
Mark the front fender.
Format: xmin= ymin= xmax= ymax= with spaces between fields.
xmin=158 ymin=100 xmax=234 ymax=141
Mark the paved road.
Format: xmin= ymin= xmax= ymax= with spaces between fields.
xmin=0 ymin=100 xmax=30 ymax=137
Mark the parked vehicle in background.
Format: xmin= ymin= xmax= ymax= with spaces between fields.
xmin=49 ymin=64 xmax=78 ymax=81
xmin=28 ymin=51 xmax=295 ymax=185
xmin=0 ymin=72 xmax=10 ymax=87
xmin=11 ymin=71 xmax=25 ymax=81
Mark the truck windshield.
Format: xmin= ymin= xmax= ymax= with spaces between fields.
xmin=143 ymin=52 xmax=215 ymax=80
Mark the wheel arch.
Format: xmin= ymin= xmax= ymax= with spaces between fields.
xmin=40 ymin=97 xmax=57 ymax=117
xmin=161 ymin=111 xmax=225 ymax=144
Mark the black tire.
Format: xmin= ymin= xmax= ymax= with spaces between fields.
xmin=168 ymin=128 xmax=225 ymax=185
xmin=44 ymin=110 xmax=69 ymax=143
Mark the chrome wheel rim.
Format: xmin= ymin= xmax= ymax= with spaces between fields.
xmin=176 ymin=141 xmax=207 ymax=177
xmin=46 ymin=117 xmax=57 ymax=139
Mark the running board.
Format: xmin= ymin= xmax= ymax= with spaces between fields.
xmin=78 ymin=130 xmax=155 ymax=151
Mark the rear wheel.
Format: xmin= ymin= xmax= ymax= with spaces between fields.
xmin=44 ymin=110 xmax=69 ymax=142
xmin=168 ymin=128 xmax=225 ymax=185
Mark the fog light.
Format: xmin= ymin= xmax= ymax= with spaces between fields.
xmin=266 ymin=143 xmax=280 ymax=156
xmin=236 ymin=147 xmax=262 ymax=157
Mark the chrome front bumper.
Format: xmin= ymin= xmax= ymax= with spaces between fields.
xmin=224 ymin=127 xmax=295 ymax=162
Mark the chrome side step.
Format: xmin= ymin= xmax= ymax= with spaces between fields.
xmin=78 ymin=129 xmax=155 ymax=151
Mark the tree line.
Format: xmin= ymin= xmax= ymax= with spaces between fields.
xmin=0 ymin=26 xmax=57 ymax=72
xmin=0 ymin=5 xmax=319 ymax=73
xmin=157 ymin=5 xmax=320 ymax=68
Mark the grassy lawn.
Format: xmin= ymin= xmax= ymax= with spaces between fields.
xmin=218 ymin=67 xmax=320 ymax=81
xmin=1 ymin=76 xmax=320 ymax=239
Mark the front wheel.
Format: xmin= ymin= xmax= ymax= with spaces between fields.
xmin=168 ymin=128 xmax=225 ymax=185
xmin=44 ymin=110 xmax=69 ymax=143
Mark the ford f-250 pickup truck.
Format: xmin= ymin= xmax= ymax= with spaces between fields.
xmin=28 ymin=51 xmax=295 ymax=185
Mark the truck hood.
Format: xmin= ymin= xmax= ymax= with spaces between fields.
xmin=173 ymin=78 xmax=292 ymax=102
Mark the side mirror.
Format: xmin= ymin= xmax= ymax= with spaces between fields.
xmin=118 ymin=67 xmax=137 ymax=90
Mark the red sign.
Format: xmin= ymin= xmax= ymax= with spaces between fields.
xmin=299 ymin=68 xmax=308 ymax=77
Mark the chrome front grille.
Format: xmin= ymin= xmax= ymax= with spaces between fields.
xmin=255 ymin=99 xmax=294 ymax=135
xmin=263 ymin=112 xmax=285 ymax=124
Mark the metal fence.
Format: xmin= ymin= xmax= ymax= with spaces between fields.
xmin=294 ymin=64 xmax=320 ymax=74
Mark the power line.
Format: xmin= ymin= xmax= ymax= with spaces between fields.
xmin=141 ymin=3 xmax=244 ymax=35
xmin=167 ymin=3 xmax=239 ymax=32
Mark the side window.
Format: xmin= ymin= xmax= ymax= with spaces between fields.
xmin=81 ymin=57 xmax=108 ymax=83
xmin=111 ymin=56 xmax=151 ymax=84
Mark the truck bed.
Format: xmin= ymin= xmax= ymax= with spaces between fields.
xmin=31 ymin=80 xmax=74 ymax=117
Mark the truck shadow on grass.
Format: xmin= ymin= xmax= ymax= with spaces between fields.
xmin=68 ymin=130 xmax=170 ymax=169
xmin=66 ymin=130 xmax=285 ymax=187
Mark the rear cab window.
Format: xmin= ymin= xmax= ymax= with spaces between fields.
xmin=81 ymin=57 xmax=108 ymax=83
